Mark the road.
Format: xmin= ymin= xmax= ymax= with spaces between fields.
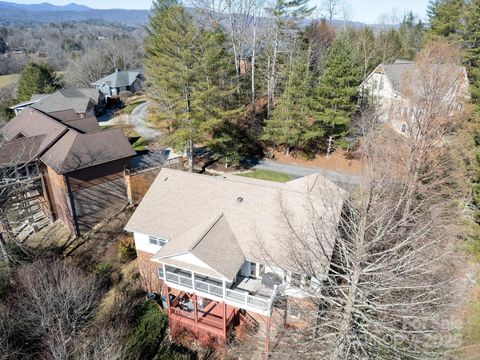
xmin=255 ymin=159 xmax=362 ymax=188
xmin=130 ymin=101 xmax=163 ymax=139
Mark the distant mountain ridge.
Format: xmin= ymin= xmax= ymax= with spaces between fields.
xmin=0 ymin=1 xmax=389 ymax=29
xmin=0 ymin=1 xmax=91 ymax=11
xmin=0 ymin=1 xmax=149 ymax=26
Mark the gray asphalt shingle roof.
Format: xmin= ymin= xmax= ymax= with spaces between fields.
xmin=91 ymin=70 xmax=140 ymax=88
xmin=152 ymin=214 xmax=245 ymax=281
xmin=382 ymin=60 xmax=466 ymax=95
xmin=32 ymin=88 xmax=100 ymax=114
xmin=126 ymin=168 xmax=347 ymax=280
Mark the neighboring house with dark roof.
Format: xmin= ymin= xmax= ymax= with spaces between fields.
xmin=124 ymin=168 xmax=346 ymax=347
xmin=0 ymin=108 xmax=136 ymax=234
xmin=91 ymin=69 xmax=143 ymax=97
xmin=10 ymin=88 xmax=105 ymax=116
xmin=359 ymin=60 xmax=469 ymax=134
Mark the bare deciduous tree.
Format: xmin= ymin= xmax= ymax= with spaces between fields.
xmin=321 ymin=0 xmax=343 ymax=20
xmin=10 ymin=260 xmax=102 ymax=359
xmin=262 ymin=41 xmax=470 ymax=359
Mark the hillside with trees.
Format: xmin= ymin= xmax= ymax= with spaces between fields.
xmin=145 ymin=0 xmax=426 ymax=165
xmin=2 ymin=0 xmax=480 ymax=359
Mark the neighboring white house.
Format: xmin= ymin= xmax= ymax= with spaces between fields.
xmin=359 ymin=60 xmax=469 ymax=134
xmin=91 ymin=69 xmax=142 ymax=98
xmin=124 ymin=168 xmax=347 ymax=343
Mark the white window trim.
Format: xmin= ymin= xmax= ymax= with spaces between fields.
xmin=149 ymin=235 xmax=168 ymax=247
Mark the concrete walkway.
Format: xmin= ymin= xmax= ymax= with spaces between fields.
xmin=255 ymin=159 xmax=362 ymax=188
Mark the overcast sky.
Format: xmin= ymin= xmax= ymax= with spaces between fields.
xmin=7 ymin=0 xmax=431 ymax=24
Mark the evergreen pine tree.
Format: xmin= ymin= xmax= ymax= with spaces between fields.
xmin=16 ymin=62 xmax=57 ymax=102
xmin=464 ymin=0 xmax=480 ymax=108
xmin=144 ymin=0 xmax=239 ymax=170
xmin=399 ymin=12 xmax=425 ymax=60
xmin=262 ymin=50 xmax=321 ymax=155
xmin=427 ymin=0 xmax=465 ymax=39
xmin=314 ymin=34 xmax=361 ymax=150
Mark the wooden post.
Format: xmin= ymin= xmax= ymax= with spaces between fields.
xmin=265 ymin=316 xmax=271 ymax=360
xmin=124 ymin=168 xmax=133 ymax=205
xmin=193 ymin=294 xmax=198 ymax=326
xmin=164 ymin=283 xmax=171 ymax=316
xmin=223 ymin=302 xmax=227 ymax=340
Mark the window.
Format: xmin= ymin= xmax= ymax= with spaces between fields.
xmin=259 ymin=264 xmax=265 ymax=277
xmin=149 ymin=236 xmax=167 ymax=246
xmin=157 ymin=267 xmax=164 ymax=279
xmin=250 ymin=262 xmax=257 ymax=278
xmin=379 ymin=77 xmax=384 ymax=90
xmin=302 ymin=275 xmax=311 ymax=288
xmin=401 ymin=123 xmax=407 ymax=133
xmin=291 ymin=273 xmax=302 ymax=287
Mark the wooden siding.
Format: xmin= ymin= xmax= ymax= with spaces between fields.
xmin=43 ymin=164 xmax=76 ymax=232
xmin=125 ymin=167 xmax=162 ymax=205
xmin=67 ymin=158 xmax=130 ymax=233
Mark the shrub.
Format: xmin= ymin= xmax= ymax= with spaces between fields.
xmin=125 ymin=301 xmax=168 ymax=360
xmin=96 ymin=261 xmax=113 ymax=275
xmin=118 ymin=236 xmax=137 ymax=261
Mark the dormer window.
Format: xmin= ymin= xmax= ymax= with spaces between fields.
xmin=149 ymin=236 xmax=168 ymax=246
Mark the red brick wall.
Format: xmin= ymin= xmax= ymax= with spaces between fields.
xmin=136 ymin=250 xmax=163 ymax=293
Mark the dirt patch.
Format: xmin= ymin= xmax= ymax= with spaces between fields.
xmin=270 ymin=149 xmax=364 ymax=175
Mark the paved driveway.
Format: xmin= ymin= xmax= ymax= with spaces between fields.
xmin=255 ymin=159 xmax=362 ymax=188
xmin=130 ymin=101 xmax=163 ymax=139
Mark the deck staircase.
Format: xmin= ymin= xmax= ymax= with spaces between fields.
xmin=10 ymin=188 xmax=53 ymax=242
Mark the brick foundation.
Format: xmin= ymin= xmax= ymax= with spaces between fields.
xmin=136 ymin=250 xmax=163 ymax=293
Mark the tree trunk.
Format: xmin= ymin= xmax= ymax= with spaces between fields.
xmin=184 ymin=83 xmax=193 ymax=173
xmin=228 ymin=10 xmax=242 ymax=95
xmin=326 ymin=136 xmax=333 ymax=157
xmin=268 ymin=22 xmax=279 ymax=118
xmin=0 ymin=226 xmax=10 ymax=270
xmin=188 ymin=139 xmax=194 ymax=173
xmin=251 ymin=9 xmax=257 ymax=121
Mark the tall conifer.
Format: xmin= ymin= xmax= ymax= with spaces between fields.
xmin=144 ymin=0 xmax=238 ymax=171
xmin=314 ymin=34 xmax=361 ymax=149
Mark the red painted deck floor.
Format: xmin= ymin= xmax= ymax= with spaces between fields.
xmin=170 ymin=300 xmax=237 ymax=338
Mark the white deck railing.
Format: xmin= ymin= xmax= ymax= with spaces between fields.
xmin=225 ymin=288 xmax=272 ymax=312
xmin=164 ymin=267 xmax=277 ymax=315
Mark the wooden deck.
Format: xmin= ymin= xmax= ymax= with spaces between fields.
xmin=169 ymin=295 xmax=237 ymax=340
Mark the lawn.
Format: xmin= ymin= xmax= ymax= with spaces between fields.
xmin=236 ymin=169 xmax=292 ymax=182
xmin=131 ymin=136 xmax=148 ymax=151
xmin=119 ymin=98 xmax=147 ymax=115
xmin=0 ymin=74 xmax=20 ymax=88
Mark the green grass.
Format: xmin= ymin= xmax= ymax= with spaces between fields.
xmin=463 ymin=299 xmax=480 ymax=345
xmin=236 ymin=169 xmax=292 ymax=182
xmin=119 ymin=99 xmax=147 ymax=115
xmin=0 ymin=74 xmax=20 ymax=88
xmin=131 ymin=136 xmax=148 ymax=151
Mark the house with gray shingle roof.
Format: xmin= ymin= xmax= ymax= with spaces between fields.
xmin=125 ymin=168 xmax=347 ymax=344
xmin=91 ymin=69 xmax=143 ymax=97
xmin=359 ymin=60 xmax=469 ymax=134
xmin=10 ymin=88 xmax=105 ymax=116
